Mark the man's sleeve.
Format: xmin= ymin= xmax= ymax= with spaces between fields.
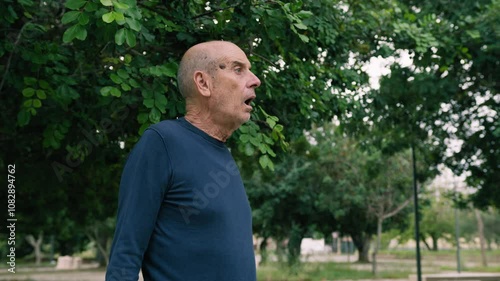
xmin=105 ymin=128 xmax=172 ymax=281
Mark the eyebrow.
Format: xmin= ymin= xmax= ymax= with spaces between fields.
xmin=231 ymin=60 xmax=252 ymax=69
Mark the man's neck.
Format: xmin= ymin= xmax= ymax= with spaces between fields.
xmin=184 ymin=112 xmax=233 ymax=142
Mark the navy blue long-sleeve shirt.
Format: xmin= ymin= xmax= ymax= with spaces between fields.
xmin=106 ymin=117 xmax=256 ymax=281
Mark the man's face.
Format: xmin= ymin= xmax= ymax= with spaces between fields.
xmin=208 ymin=44 xmax=261 ymax=128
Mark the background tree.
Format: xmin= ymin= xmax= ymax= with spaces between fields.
xmin=365 ymin=150 xmax=413 ymax=275
xmin=418 ymin=197 xmax=455 ymax=251
xmin=312 ymin=123 xmax=415 ymax=264
xmin=345 ymin=0 xmax=499 ymax=209
xmin=246 ymin=135 xmax=335 ymax=267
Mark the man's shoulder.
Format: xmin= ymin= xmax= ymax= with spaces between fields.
xmin=148 ymin=118 xmax=184 ymax=137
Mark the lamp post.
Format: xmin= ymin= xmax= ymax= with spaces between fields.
xmin=411 ymin=144 xmax=422 ymax=281
xmin=454 ymin=181 xmax=461 ymax=273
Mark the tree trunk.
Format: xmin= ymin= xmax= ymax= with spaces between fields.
xmin=26 ymin=231 xmax=44 ymax=265
xmin=259 ymin=237 xmax=268 ymax=265
xmin=287 ymin=226 xmax=304 ymax=267
xmin=352 ymin=233 xmax=371 ymax=263
xmin=431 ymin=235 xmax=439 ymax=251
xmin=475 ymin=209 xmax=488 ymax=267
xmin=86 ymin=225 xmax=110 ymax=267
xmin=421 ymin=235 xmax=432 ymax=251
xmin=372 ymin=218 xmax=383 ymax=276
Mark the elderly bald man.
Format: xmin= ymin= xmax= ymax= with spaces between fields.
xmin=106 ymin=41 xmax=261 ymax=281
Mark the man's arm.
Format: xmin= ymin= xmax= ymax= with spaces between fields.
xmin=106 ymin=128 xmax=172 ymax=281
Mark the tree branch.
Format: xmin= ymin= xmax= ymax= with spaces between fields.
xmin=250 ymin=52 xmax=280 ymax=68
xmin=382 ymin=197 xmax=411 ymax=220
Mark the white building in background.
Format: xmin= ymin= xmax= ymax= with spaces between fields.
xmin=301 ymin=238 xmax=330 ymax=254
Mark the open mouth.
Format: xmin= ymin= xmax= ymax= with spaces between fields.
xmin=244 ymin=96 xmax=255 ymax=106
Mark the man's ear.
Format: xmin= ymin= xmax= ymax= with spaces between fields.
xmin=193 ymin=70 xmax=212 ymax=98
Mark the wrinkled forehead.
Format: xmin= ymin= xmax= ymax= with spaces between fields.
xmin=215 ymin=47 xmax=252 ymax=68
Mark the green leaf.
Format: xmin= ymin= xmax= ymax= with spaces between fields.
xmin=293 ymin=23 xmax=308 ymax=30
xmin=259 ymin=155 xmax=271 ymax=169
xmin=78 ymin=13 xmax=90 ymax=25
xmin=239 ymin=125 xmax=248 ymax=133
xmin=161 ymin=63 xmax=177 ymax=78
xmin=22 ymin=88 xmax=36 ymax=97
xmin=75 ymin=25 xmax=87 ymax=40
xmin=297 ymin=10 xmax=313 ymax=18
xmin=63 ymin=24 xmax=87 ymax=42
xmin=24 ymin=77 xmax=37 ymax=86
xmin=113 ymin=2 xmax=129 ymax=9
xmin=124 ymin=54 xmax=132 ymax=64
xmin=24 ymin=99 xmax=33 ymax=107
xmin=137 ymin=112 xmax=148 ymax=124
xmin=112 ymin=11 xmax=125 ymax=21
xmin=298 ymin=34 xmax=309 ymax=43
xmin=117 ymin=69 xmax=129 ymax=79
xmin=125 ymin=18 xmax=141 ymax=31
xmin=129 ymin=78 xmax=139 ymax=88
xmin=38 ymin=80 xmax=50 ymax=90
xmin=121 ymin=83 xmax=131 ymax=91
xmin=100 ymin=0 xmax=113 ymax=6
xmin=17 ymin=110 xmax=31 ymax=126
xmin=63 ymin=24 xmax=79 ymax=43
xmin=102 ymin=12 xmax=114 ymax=23
xmin=36 ymin=90 xmax=47 ymax=99
xmin=121 ymin=0 xmax=137 ymax=8
xmin=33 ymin=99 xmax=42 ymax=108
xmin=266 ymin=146 xmax=276 ymax=157
xmin=466 ymin=30 xmax=480 ymax=39
xmin=115 ymin=28 xmax=125 ymax=45
xmin=54 ymin=130 xmax=64 ymax=140
xmin=244 ymin=144 xmax=255 ymax=156
xmin=266 ymin=117 xmax=276 ymax=128
xmin=258 ymin=143 xmax=267 ymax=154
xmin=85 ymin=1 xmax=98 ymax=11
xmin=239 ymin=134 xmax=250 ymax=143
xmin=250 ymin=136 xmax=260 ymax=147
xmin=143 ymin=98 xmax=154 ymax=108
xmin=138 ymin=122 xmax=149 ymax=135
xmin=149 ymin=108 xmax=161 ymax=123
xmin=125 ymin=29 xmax=136 ymax=47
xmin=154 ymin=94 xmax=168 ymax=112
xmin=110 ymin=73 xmax=122 ymax=84
xmin=65 ymin=0 xmax=87 ymax=10
xmin=61 ymin=11 xmax=80 ymax=24
xmin=100 ymin=86 xmax=113 ymax=96
xmin=110 ymin=87 xmax=122 ymax=97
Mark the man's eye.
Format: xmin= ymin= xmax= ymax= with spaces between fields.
xmin=235 ymin=68 xmax=242 ymax=73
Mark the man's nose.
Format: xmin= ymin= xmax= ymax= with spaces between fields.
xmin=249 ymin=71 xmax=261 ymax=88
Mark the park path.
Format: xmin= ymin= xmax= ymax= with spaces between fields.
xmin=0 ymin=264 xmax=145 ymax=281
xmin=0 ymin=269 xmax=107 ymax=281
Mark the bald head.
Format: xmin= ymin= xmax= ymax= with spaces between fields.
xmin=177 ymin=41 xmax=243 ymax=99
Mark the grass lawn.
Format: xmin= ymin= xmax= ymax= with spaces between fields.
xmin=257 ymin=262 xmax=411 ymax=281
xmin=257 ymin=249 xmax=500 ymax=280
xmin=380 ymin=249 xmax=500 ymax=261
